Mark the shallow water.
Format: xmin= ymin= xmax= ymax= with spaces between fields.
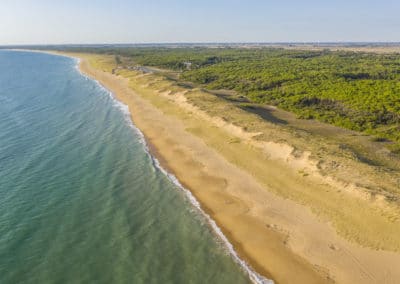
xmin=0 ymin=50 xmax=252 ymax=284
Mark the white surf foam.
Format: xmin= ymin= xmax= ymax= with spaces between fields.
xmin=69 ymin=56 xmax=274 ymax=284
xmin=106 ymin=91 xmax=274 ymax=284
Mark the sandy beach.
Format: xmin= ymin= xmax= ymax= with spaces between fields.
xmin=56 ymin=52 xmax=400 ymax=284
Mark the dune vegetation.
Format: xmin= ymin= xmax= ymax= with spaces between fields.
xmin=76 ymin=47 xmax=400 ymax=152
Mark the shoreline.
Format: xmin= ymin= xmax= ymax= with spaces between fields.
xmin=57 ymin=50 xmax=273 ymax=284
xmin=40 ymin=51 xmax=400 ymax=284
xmin=71 ymin=51 xmax=323 ymax=283
xmin=97 ymin=79 xmax=273 ymax=284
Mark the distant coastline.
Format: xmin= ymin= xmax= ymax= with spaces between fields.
xmin=3 ymin=42 xmax=400 ymax=59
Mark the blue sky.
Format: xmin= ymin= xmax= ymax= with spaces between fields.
xmin=1 ymin=0 xmax=399 ymax=44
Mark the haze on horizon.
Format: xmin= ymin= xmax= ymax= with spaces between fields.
xmin=1 ymin=0 xmax=399 ymax=45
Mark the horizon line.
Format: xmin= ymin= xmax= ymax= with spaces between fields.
xmin=1 ymin=41 xmax=400 ymax=47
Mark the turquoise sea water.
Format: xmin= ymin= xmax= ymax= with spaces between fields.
xmin=0 ymin=50 xmax=256 ymax=284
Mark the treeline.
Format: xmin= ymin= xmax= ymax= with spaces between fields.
xmin=66 ymin=46 xmax=400 ymax=147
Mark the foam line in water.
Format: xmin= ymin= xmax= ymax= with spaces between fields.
xmin=68 ymin=53 xmax=274 ymax=284
xmin=111 ymin=98 xmax=273 ymax=284
xmin=104 ymin=91 xmax=273 ymax=284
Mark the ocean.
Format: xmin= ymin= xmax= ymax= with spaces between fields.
xmin=0 ymin=50 xmax=255 ymax=284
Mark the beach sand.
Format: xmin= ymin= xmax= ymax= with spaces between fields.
xmin=57 ymin=52 xmax=400 ymax=284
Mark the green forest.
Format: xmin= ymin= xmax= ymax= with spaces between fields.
xmin=80 ymin=47 xmax=400 ymax=148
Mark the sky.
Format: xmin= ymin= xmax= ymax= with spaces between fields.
xmin=1 ymin=0 xmax=399 ymax=45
